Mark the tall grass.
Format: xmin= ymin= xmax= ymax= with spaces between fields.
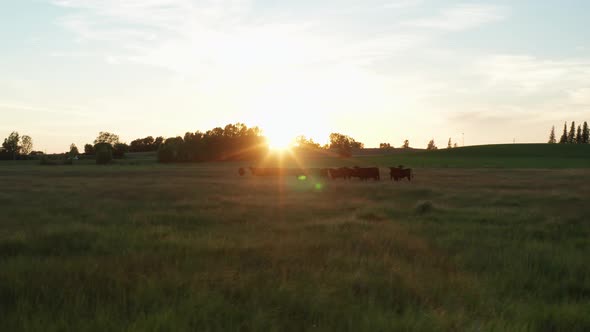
xmin=0 ymin=164 xmax=589 ymax=331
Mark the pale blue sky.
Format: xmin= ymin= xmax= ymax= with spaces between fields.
xmin=2 ymin=0 xmax=590 ymax=152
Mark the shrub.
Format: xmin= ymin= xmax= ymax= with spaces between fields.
xmin=39 ymin=156 xmax=58 ymax=166
xmin=414 ymin=200 xmax=435 ymax=215
xmin=95 ymin=143 xmax=113 ymax=164
xmin=113 ymin=143 xmax=128 ymax=159
xmin=157 ymin=144 xmax=177 ymax=163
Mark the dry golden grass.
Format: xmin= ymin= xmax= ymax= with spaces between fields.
xmin=1 ymin=163 xmax=589 ymax=331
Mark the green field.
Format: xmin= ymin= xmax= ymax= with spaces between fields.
xmin=359 ymin=144 xmax=590 ymax=169
xmin=1 ymin=145 xmax=590 ymax=331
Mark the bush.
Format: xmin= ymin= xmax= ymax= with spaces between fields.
xmin=157 ymin=144 xmax=177 ymax=163
xmin=39 ymin=156 xmax=58 ymax=166
xmin=414 ymin=200 xmax=435 ymax=215
xmin=113 ymin=143 xmax=128 ymax=159
xmin=95 ymin=143 xmax=113 ymax=164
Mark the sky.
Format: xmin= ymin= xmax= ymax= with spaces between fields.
xmin=1 ymin=0 xmax=590 ymax=152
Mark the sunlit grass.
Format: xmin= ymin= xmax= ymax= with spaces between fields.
xmin=1 ymin=163 xmax=589 ymax=331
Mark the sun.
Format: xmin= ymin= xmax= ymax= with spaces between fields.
xmin=264 ymin=130 xmax=294 ymax=151
xmin=267 ymin=135 xmax=293 ymax=151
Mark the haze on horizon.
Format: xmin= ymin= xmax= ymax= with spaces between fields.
xmin=1 ymin=0 xmax=590 ymax=153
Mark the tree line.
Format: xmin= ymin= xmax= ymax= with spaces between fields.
xmin=548 ymin=121 xmax=589 ymax=144
xmin=8 ymin=121 xmax=582 ymax=163
xmin=0 ymin=132 xmax=36 ymax=160
xmin=0 ymin=127 xmax=461 ymax=163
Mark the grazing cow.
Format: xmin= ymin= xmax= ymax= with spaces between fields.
xmin=248 ymin=167 xmax=278 ymax=176
xmin=306 ymin=168 xmax=330 ymax=178
xmin=248 ymin=167 xmax=306 ymax=177
xmin=389 ymin=166 xmax=413 ymax=181
xmin=328 ymin=167 xmax=352 ymax=180
xmin=350 ymin=167 xmax=380 ymax=181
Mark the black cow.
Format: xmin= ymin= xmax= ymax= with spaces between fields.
xmin=351 ymin=167 xmax=380 ymax=181
xmin=389 ymin=166 xmax=413 ymax=181
xmin=328 ymin=167 xmax=352 ymax=180
xmin=306 ymin=168 xmax=330 ymax=178
xmin=248 ymin=167 xmax=306 ymax=177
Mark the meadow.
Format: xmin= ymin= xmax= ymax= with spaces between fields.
xmin=1 ymin=146 xmax=590 ymax=331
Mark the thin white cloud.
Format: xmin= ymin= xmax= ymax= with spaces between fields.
xmin=0 ymin=102 xmax=90 ymax=118
xmin=49 ymin=0 xmax=431 ymax=74
xmin=383 ymin=0 xmax=423 ymax=9
xmin=477 ymin=55 xmax=590 ymax=94
xmin=401 ymin=4 xmax=508 ymax=31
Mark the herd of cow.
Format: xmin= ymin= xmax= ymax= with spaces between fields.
xmin=239 ymin=166 xmax=413 ymax=181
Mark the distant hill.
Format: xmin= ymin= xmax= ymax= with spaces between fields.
xmin=354 ymin=144 xmax=590 ymax=169
xmin=424 ymin=144 xmax=590 ymax=159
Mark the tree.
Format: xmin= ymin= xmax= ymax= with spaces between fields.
xmin=568 ymin=121 xmax=576 ymax=143
xmin=113 ymin=143 xmax=129 ymax=158
xmin=426 ymin=139 xmax=437 ymax=150
xmin=379 ymin=143 xmax=392 ymax=149
xmin=155 ymin=123 xmax=267 ymax=163
xmin=69 ymin=144 xmax=79 ymax=157
xmin=576 ymin=125 xmax=583 ymax=144
xmin=447 ymin=138 xmax=452 ymax=149
xmin=84 ymin=144 xmax=95 ymax=155
xmin=559 ymin=122 xmax=568 ymax=144
xmin=94 ymin=132 xmax=120 ymax=145
xmin=329 ymin=133 xmax=363 ymax=157
xmin=2 ymin=131 xmax=21 ymax=160
xmin=402 ymin=140 xmax=410 ymax=149
xmin=295 ymin=135 xmax=321 ymax=150
xmin=129 ymin=136 xmax=159 ymax=152
xmin=548 ymin=126 xmax=556 ymax=144
xmin=583 ymin=122 xmax=589 ymax=144
xmin=21 ymin=135 xmax=33 ymax=155
xmin=95 ymin=143 xmax=113 ymax=164
xmin=453 ymin=143 xmax=458 ymax=148
xmin=154 ymin=136 xmax=164 ymax=148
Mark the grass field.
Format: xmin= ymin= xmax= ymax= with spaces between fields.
xmin=1 ymin=146 xmax=590 ymax=331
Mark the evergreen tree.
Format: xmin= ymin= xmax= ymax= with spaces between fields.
xmin=548 ymin=126 xmax=556 ymax=144
xmin=583 ymin=121 xmax=589 ymax=144
xmin=568 ymin=121 xmax=576 ymax=143
xmin=447 ymin=138 xmax=452 ymax=148
xmin=559 ymin=122 xmax=568 ymax=144
xmin=576 ymin=125 xmax=583 ymax=144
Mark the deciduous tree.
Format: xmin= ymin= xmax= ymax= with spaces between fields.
xmin=2 ymin=131 xmax=20 ymax=159
xmin=94 ymin=132 xmax=120 ymax=145
xmin=20 ymin=135 xmax=33 ymax=155
xmin=84 ymin=144 xmax=95 ymax=155
xmin=329 ymin=133 xmax=363 ymax=157
xmin=295 ymin=135 xmax=321 ymax=149
xmin=69 ymin=144 xmax=79 ymax=157
xmin=427 ymin=139 xmax=437 ymax=150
